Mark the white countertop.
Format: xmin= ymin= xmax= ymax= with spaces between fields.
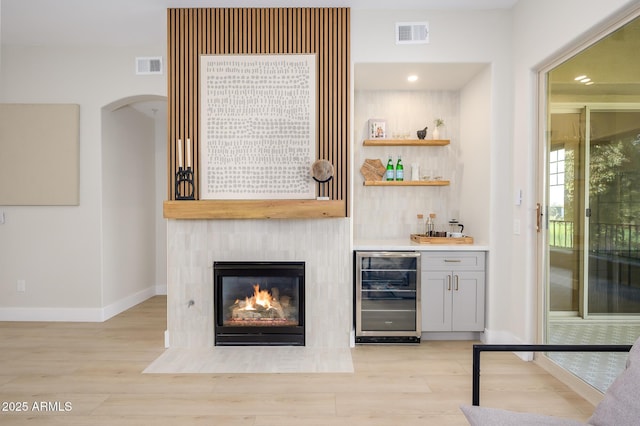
xmin=353 ymin=238 xmax=489 ymax=251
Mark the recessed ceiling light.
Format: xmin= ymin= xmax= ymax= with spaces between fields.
xmin=580 ymin=78 xmax=591 ymax=83
xmin=407 ymin=75 xmax=418 ymax=82
xmin=574 ymin=75 xmax=587 ymax=81
xmin=585 ymin=82 xmax=594 ymax=86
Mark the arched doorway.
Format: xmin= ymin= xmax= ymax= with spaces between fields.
xmin=101 ymin=95 xmax=167 ymax=313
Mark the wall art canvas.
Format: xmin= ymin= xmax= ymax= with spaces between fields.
xmin=200 ymin=54 xmax=316 ymax=200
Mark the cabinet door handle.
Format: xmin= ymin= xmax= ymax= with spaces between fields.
xmin=444 ymin=259 xmax=461 ymax=262
xmin=447 ymin=275 xmax=451 ymax=291
xmin=454 ymin=275 xmax=459 ymax=291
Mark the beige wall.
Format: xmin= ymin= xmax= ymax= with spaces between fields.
xmin=0 ymin=45 xmax=164 ymax=320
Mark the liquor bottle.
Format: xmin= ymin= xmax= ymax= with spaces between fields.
xmin=395 ymin=155 xmax=404 ymax=181
xmin=426 ymin=213 xmax=435 ymax=236
xmin=385 ymin=155 xmax=395 ymax=181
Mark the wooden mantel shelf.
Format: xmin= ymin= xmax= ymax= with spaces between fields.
xmin=163 ymin=199 xmax=346 ymax=219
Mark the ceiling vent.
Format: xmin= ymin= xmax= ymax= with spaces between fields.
xmin=395 ymin=22 xmax=429 ymax=44
xmin=136 ymin=57 xmax=163 ymax=75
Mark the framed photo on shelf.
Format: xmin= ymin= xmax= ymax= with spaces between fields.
xmin=368 ymin=119 xmax=387 ymax=139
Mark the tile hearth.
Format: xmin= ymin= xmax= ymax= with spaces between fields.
xmin=144 ymin=347 xmax=354 ymax=374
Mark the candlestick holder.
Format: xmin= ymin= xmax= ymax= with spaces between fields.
xmin=175 ymin=166 xmax=195 ymax=200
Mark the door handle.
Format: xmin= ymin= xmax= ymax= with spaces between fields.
xmin=454 ymin=275 xmax=459 ymax=291
xmin=447 ymin=275 xmax=451 ymax=291
xmin=536 ymin=203 xmax=542 ymax=232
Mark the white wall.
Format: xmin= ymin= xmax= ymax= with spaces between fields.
xmin=0 ymin=44 xmax=164 ymax=320
xmin=459 ymin=65 xmax=491 ymax=246
xmin=2 ymin=1 xmax=638 ymax=336
xmin=155 ymin=114 xmax=168 ymax=295
xmin=352 ymin=8 xmax=513 ymax=341
xmin=352 ymin=3 xmax=640 ymax=345
xmin=101 ymin=105 xmax=156 ymax=312
xmin=507 ymin=0 xmax=639 ymax=344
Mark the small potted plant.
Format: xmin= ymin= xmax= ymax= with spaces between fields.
xmin=433 ymin=118 xmax=445 ymax=140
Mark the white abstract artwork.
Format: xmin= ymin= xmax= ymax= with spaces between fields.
xmin=200 ymin=54 xmax=316 ymax=200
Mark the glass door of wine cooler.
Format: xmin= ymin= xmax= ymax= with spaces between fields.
xmin=355 ymin=251 xmax=421 ymax=343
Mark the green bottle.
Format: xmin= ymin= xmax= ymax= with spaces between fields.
xmin=395 ymin=155 xmax=404 ymax=181
xmin=385 ymin=155 xmax=395 ymax=181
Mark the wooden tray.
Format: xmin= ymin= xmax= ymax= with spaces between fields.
xmin=410 ymin=234 xmax=474 ymax=244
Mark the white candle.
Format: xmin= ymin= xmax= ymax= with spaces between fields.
xmin=177 ymin=139 xmax=183 ymax=169
xmin=186 ymin=138 xmax=191 ymax=168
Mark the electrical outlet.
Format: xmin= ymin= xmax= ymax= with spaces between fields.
xmin=513 ymin=219 xmax=521 ymax=235
xmin=17 ymin=280 xmax=26 ymax=293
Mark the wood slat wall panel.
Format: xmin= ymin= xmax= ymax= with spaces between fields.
xmin=167 ymin=7 xmax=350 ymax=218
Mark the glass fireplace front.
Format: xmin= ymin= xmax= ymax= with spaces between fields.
xmin=214 ymin=261 xmax=305 ymax=346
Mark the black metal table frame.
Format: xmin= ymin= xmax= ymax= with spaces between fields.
xmin=472 ymin=343 xmax=633 ymax=406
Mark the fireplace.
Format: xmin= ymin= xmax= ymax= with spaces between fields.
xmin=213 ymin=261 xmax=305 ymax=346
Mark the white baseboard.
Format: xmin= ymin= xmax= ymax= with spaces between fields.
xmin=0 ymin=306 xmax=104 ymax=322
xmin=102 ymin=286 xmax=157 ymax=321
xmin=155 ymin=283 xmax=167 ymax=295
xmin=421 ymin=331 xmax=481 ymax=341
xmin=0 ymin=286 xmax=157 ymax=322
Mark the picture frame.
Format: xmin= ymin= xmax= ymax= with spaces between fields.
xmin=199 ymin=53 xmax=316 ymax=200
xmin=368 ymin=119 xmax=387 ymax=139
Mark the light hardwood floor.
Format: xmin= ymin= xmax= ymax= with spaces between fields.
xmin=0 ymin=296 xmax=596 ymax=425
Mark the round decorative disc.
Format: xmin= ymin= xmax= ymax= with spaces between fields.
xmin=311 ymin=159 xmax=334 ymax=183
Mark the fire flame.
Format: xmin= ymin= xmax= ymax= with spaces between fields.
xmin=242 ymin=284 xmax=273 ymax=311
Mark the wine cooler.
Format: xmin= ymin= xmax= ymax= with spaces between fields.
xmin=355 ymin=251 xmax=421 ymax=343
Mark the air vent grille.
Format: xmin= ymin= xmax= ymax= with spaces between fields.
xmin=396 ymin=22 xmax=429 ymax=44
xmin=136 ymin=57 xmax=163 ymax=75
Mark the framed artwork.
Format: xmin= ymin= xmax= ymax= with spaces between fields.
xmin=0 ymin=104 xmax=79 ymax=206
xmin=368 ymin=119 xmax=387 ymax=139
xmin=199 ymin=53 xmax=316 ymax=200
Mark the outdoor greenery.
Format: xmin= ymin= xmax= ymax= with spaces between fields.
xmin=550 ymin=123 xmax=640 ymax=256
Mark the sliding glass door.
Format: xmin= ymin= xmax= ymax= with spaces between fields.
xmin=543 ymin=12 xmax=640 ymax=392
xmin=549 ymin=108 xmax=640 ymax=318
xmin=586 ymin=110 xmax=640 ymax=315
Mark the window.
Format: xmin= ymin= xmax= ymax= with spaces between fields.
xmin=549 ymin=147 xmax=565 ymax=220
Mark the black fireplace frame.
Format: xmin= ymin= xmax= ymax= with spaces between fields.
xmin=213 ymin=261 xmax=305 ymax=346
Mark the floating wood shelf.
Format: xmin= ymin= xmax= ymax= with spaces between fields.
xmin=363 ymin=139 xmax=450 ymax=146
xmin=363 ymin=180 xmax=450 ymax=186
xmin=163 ymin=199 xmax=346 ymax=219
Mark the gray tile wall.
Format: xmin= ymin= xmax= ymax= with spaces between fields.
xmin=354 ymin=90 xmax=462 ymax=239
xmin=167 ymin=218 xmax=352 ymax=348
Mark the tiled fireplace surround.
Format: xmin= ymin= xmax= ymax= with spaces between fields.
xmin=167 ymin=218 xmax=352 ymax=349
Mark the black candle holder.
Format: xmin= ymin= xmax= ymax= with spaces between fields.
xmin=175 ymin=167 xmax=195 ymax=200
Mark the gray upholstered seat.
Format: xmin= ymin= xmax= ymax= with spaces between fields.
xmin=460 ymin=336 xmax=640 ymax=426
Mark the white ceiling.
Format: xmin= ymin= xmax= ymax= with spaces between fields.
xmin=355 ymin=63 xmax=488 ymax=91
xmin=0 ymin=0 xmax=518 ymax=47
xmin=0 ymin=0 xmax=513 ymax=116
xmin=3 ymin=0 xmax=637 ymax=104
